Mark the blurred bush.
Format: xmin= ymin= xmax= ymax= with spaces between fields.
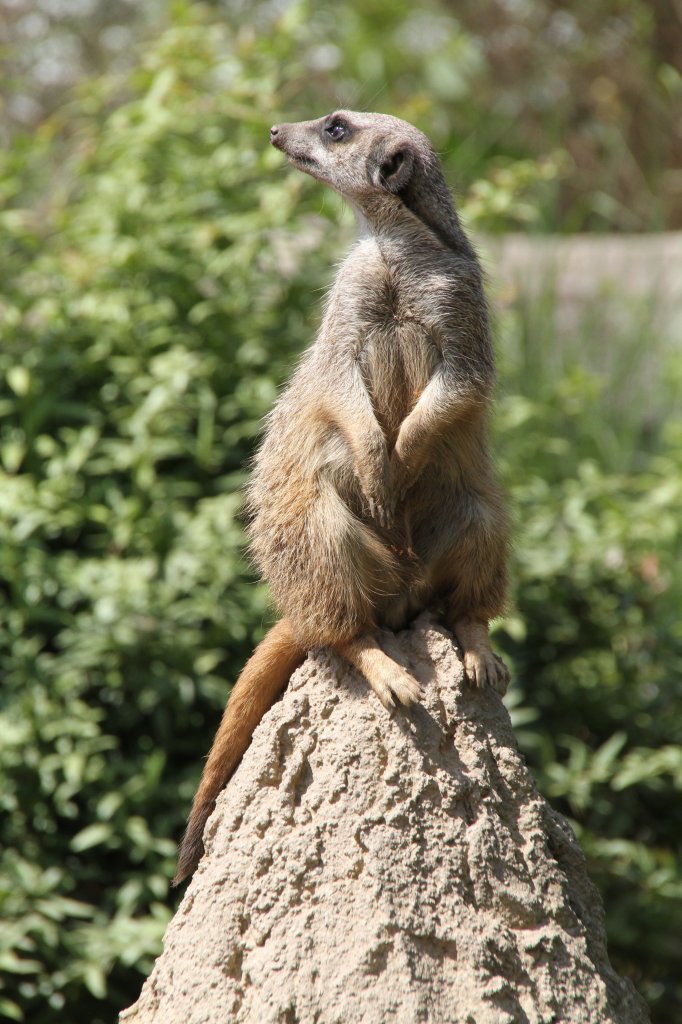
xmin=0 ymin=3 xmax=680 ymax=1023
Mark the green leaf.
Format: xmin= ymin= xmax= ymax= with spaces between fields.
xmin=70 ymin=824 xmax=114 ymax=853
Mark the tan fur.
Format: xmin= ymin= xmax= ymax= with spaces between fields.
xmin=174 ymin=110 xmax=510 ymax=884
xmin=174 ymin=618 xmax=305 ymax=885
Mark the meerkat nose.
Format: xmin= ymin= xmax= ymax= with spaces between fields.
xmin=270 ymin=125 xmax=285 ymax=150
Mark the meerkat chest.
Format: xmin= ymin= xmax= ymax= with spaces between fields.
xmin=325 ymin=240 xmax=449 ymax=432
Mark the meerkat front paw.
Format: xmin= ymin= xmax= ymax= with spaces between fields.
xmin=360 ymin=451 xmax=394 ymax=528
xmin=389 ymin=447 xmax=425 ymax=503
xmin=463 ymin=650 xmax=509 ymax=696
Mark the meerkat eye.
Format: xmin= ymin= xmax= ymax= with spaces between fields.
xmin=325 ymin=121 xmax=346 ymax=141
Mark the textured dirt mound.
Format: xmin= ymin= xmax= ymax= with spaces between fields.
xmin=121 ymin=616 xmax=649 ymax=1024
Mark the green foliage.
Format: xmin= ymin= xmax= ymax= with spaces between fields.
xmin=0 ymin=4 xmax=680 ymax=1024
xmin=493 ymin=367 xmax=682 ymax=1018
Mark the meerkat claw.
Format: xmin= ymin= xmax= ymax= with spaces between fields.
xmin=373 ymin=680 xmax=396 ymax=709
xmin=368 ymin=498 xmax=392 ymax=529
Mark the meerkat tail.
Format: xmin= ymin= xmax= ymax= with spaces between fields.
xmin=173 ymin=617 xmax=306 ymax=885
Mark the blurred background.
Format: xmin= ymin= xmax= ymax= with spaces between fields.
xmin=0 ymin=1 xmax=680 ymax=1021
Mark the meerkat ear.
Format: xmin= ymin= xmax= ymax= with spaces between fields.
xmin=371 ymin=142 xmax=415 ymax=193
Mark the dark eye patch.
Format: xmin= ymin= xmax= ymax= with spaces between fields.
xmin=324 ymin=121 xmax=347 ymax=141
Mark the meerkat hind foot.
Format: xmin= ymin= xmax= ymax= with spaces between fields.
xmin=453 ymin=618 xmax=510 ymax=696
xmin=463 ymin=650 xmax=509 ymax=696
xmin=375 ymin=662 xmax=422 ymax=709
xmin=339 ymin=635 xmax=421 ymax=710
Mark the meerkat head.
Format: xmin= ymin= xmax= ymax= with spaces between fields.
xmin=269 ymin=111 xmax=422 ymax=197
xmin=270 ymin=111 xmax=468 ymax=250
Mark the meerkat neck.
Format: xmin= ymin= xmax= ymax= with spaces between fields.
xmin=402 ymin=174 xmax=473 ymax=254
xmin=352 ymin=186 xmax=472 ymax=255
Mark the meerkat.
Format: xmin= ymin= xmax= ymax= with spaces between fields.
xmin=174 ymin=110 xmax=509 ymax=885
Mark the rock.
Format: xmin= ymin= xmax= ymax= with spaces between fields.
xmin=120 ymin=615 xmax=649 ymax=1024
